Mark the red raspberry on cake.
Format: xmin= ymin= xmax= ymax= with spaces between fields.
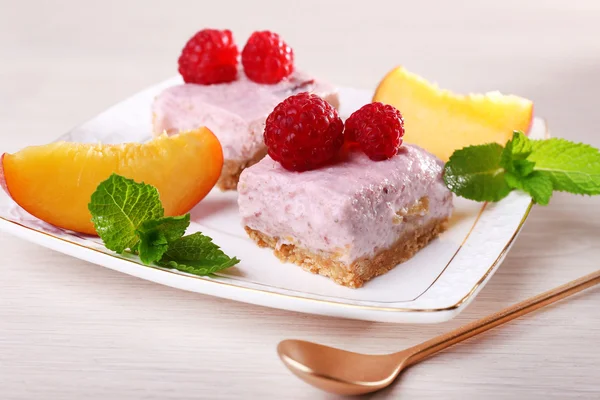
xmin=178 ymin=29 xmax=239 ymax=85
xmin=242 ymin=31 xmax=294 ymax=84
xmin=264 ymin=92 xmax=343 ymax=171
xmin=345 ymin=102 xmax=405 ymax=161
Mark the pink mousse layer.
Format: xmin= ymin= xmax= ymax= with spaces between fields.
xmin=152 ymin=71 xmax=338 ymax=162
xmin=238 ymin=146 xmax=453 ymax=264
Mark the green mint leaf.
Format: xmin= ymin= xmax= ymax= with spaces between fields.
xmin=446 ymin=132 xmax=600 ymax=205
xmin=504 ymin=159 xmax=536 ymax=191
xmin=519 ymin=171 xmax=553 ymax=205
xmin=89 ymin=174 xmax=164 ymax=253
xmin=158 ymin=232 xmax=240 ymax=276
xmin=504 ymin=171 xmax=524 ymax=190
xmin=88 ymin=175 xmax=239 ymax=271
xmin=529 ymin=138 xmax=600 ymax=195
xmin=500 ymin=131 xmax=535 ymax=187
xmin=505 ymin=159 xmax=536 ymax=190
xmin=514 ymin=159 xmax=536 ymax=177
xmin=501 ymin=131 xmax=533 ymax=167
xmin=443 ymin=143 xmax=512 ymax=202
xmin=136 ymin=214 xmax=190 ymax=264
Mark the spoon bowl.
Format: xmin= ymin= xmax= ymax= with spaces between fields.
xmin=277 ymin=340 xmax=408 ymax=395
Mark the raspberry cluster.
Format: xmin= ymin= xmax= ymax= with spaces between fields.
xmin=178 ymin=29 xmax=294 ymax=85
xmin=264 ymin=96 xmax=405 ymax=172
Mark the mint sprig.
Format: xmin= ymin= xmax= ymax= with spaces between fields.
xmin=89 ymin=174 xmax=239 ymax=275
xmin=444 ymin=131 xmax=600 ymax=204
xmin=158 ymin=232 xmax=240 ymax=275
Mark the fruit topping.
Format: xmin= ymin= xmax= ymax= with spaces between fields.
xmin=242 ymin=31 xmax=294 ymax=84
xmin=345 ymin=102 xmax=405 ymax=161
xmin=178 ymin=29 xmax=239 ymax=85
xmin=264 ymin=92 xmax=343 ymax=171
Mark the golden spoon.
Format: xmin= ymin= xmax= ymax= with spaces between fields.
xmin=278 ymin=270 xmax=600 ymax=396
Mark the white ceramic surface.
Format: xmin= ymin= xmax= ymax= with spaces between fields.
xmin=0 ymin=81 xmax=545 ymax=323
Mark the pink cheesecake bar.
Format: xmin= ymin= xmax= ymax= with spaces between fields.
xmin=238 ymin=146 xmax=453 ymax=288
xmin=152 ymin=71 xmax=339 ymax=190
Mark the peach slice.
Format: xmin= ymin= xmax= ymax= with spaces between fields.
xmin=373 ymin=66 xmax=533 ymax=161
xmin=1 ymin=128 xmax=223 ymax=235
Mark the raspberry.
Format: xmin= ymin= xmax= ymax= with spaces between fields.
xmin=264 ymin=93 xmax=344 ymax=171
xmin=178 ymin=29 xmax=239 ymax=85
xmin=242 ymin=31 xmax=294 ymax=84
xmin=344 ymin=102 xmax=405 ymax=161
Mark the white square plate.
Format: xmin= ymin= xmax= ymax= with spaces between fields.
xmin=0 ymin=79 xmax=544 ymax=323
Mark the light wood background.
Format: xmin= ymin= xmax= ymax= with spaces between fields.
xmin=1 ymin=1 xmax=599 ymax=399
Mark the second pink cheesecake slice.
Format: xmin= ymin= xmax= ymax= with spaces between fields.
xmin=152 ymin=71 xmax=339 ymax=190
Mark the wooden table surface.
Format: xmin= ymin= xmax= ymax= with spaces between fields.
xmin=1 ymin=1 xmax=599 ymax=398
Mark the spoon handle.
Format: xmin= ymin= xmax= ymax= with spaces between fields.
xmin=404 ymin=269 xmax=600 ymax=366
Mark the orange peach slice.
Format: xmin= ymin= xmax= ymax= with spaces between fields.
xmin=373 ymin=66 xmax=533 ymax=161
xmin=1 ymin=128 xmax=223 ymax=235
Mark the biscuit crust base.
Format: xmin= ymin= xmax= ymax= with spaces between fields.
xmin=244 ymin=218 xmax=448 ymax=288
xmin=217 ymin=148 xmax=268 ymax=191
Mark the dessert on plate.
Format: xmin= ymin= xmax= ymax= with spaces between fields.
xmin=238 ymin=95 xmax=453 ymax=288
xmin=152 ymin=29 xmax=339 ymax=190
